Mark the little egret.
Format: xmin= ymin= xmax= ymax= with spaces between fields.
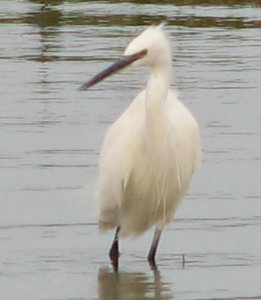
xmin=80 ymin=24 xmax=201 ymax=268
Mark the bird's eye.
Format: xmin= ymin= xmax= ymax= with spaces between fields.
xmin=141 ymin=49 xmax=148 ymax=56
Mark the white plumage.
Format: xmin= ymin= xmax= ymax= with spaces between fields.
xmin=80 ymin=24 xmax=201 ymax=267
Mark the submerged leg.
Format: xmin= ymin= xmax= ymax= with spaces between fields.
xmin=147 ymin=227 xmax=163 ymax=268
xmin=109 ymin=226 xmax=120 ymax=269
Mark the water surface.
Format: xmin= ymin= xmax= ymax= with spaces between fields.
xmin=0 ymin=1 xmax=261 ymax=299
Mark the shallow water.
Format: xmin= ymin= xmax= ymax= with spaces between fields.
xmin=0 ymin=1 xmax=261 ymax=299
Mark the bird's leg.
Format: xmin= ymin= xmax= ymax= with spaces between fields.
xmin=109 ymin=226 xmax=120 ymax=270
xmin=148 ymin=227 xmax=162 ymax=269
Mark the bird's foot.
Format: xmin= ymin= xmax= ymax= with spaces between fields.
xmin=148 ymin=255 xmax=158 ymax=271
xmin=109 ymin=241 xmax=119 ymax=271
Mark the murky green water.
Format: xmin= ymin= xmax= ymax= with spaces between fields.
xmin=0 ymin=1 xmax=260 ymax=299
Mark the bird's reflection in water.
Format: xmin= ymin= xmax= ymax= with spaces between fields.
xmin=98 ymin=266 xmax=173 ymax=300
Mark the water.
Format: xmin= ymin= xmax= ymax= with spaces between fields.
xmin=0 ymin=1 xmax=261 ymax=299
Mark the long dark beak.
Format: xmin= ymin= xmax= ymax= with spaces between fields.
xmin=79 ymin=49 xmax=147 ymax=91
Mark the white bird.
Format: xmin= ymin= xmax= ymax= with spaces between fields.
xmin=80 ymin=24 xmax=201 ymax=268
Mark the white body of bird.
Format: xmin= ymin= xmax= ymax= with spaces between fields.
xmin=98 ymin=89 xmax=200 ymax=237
xmin=80 ymin=24 xmax=201 ymax=265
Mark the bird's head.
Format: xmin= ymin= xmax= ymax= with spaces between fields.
xmin=79 ymin=24 xmax=171 ymax=91
xmin=124 ymin=23 xmax=171 ymax=68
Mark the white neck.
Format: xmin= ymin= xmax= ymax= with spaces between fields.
xmin=145 ymin=59 xmax=172 ymax=135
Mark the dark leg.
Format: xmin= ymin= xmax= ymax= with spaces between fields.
xmin=109 ymin=226 xmax=120 ymax=270
xmin=147 ymin=228 xmax=162 ymax=268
